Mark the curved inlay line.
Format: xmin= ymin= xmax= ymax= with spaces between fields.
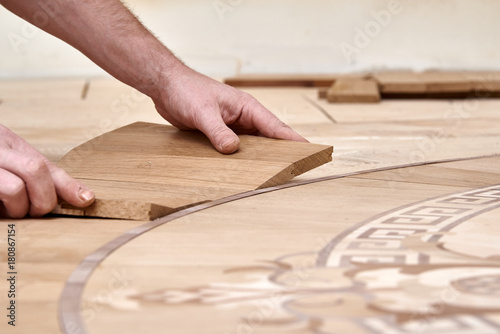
xmin=58 ymin=154 xmax=499 ymax=334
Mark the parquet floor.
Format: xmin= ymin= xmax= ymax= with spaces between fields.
xmin=1 ymin=78 xmax=500 ymax=333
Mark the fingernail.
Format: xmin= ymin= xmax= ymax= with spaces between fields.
xmin=220 ymin=138 xmax=239 ymax=153
xmin=78 ymin=187 xmax=95 ymax=202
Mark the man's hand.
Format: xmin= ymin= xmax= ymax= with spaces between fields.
xmin=154 ymin=66 xmax=307 ymax=154
xmin=0 ymin=0 xmax=307 ymax=218
xmin=1 ymin=0 xmax=307 ymax=155
xmin=0 ymin=125 xmax=94 ymax=218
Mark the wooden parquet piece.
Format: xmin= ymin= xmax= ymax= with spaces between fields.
xmin=224 ymin=73 xmax=370 ymax=88
xmin=327 ymin=78 xmax=381 ymax=103
xmin=52 ymin=122 xmax=333 ymax=220
xmin=373 ymin=71 xmax=500 ymax=98
xmin=372 ymin=71 xmax=427 ymax=95
xmin=225 ymin=71 xmax=500 ymax=102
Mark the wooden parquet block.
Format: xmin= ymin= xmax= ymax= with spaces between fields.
xmin=327 ymin=78 xmax=381 ymax=103
xmin=224 ymin=73 xmax=370 ymax=88
xmin=373 ymin=71 xmax=427 ymax=94
xmin=421 ymin=71 xmax=472 ymax=94
xmin=374 ymin=71 xmax=500 ymax=98
xmin=52 ymin=122 xmax=333 ymax=220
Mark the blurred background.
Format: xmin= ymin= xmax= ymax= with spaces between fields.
xmin=1 ymin=0 xmax=500 ymax=79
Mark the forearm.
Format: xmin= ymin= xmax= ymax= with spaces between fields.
xmin=1 ymin=0 xmax=182 ymax=99
xmin=2 ymin=0 xmax=307 ymax=155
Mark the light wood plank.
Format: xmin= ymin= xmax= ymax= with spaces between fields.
xmin=224 ymin=73 xmax=369 ymax=88
xmin=53 ymin=122 xmax=333 ymax=220
xmin=372 ymin=71 xmax=427 ymax=94
xmin=327 ymin=79 xmax=380 ymax=103
xmin=421 ymin=71 xmax=472 ymax=94
xmin=373 ymin=71 xmax=500 ymax=98
xmin=463 ymin=71 xmax=500 ymax=96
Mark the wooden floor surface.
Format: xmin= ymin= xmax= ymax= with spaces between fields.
xmin=79 ymin=156 xmax=500 ymax=334
xmin=1 ymin=78 xmax=500 ymax=333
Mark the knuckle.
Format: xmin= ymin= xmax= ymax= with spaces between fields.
xmin=3 ymin=178 xmax=25 ymax=197
xmin=211 ymin=124 xmax=228 ymax=138
xmin=24 ymin=158 xmax=48 ymax=178
xmin=1 ymin=180 xmax=28 ymax=219
xmin=237 ymin=90 xmax=253 ymax=101
xmin=192 ymin=102 xmax=217 ymax=126
xmin=240 ymin=94 xmax=258 ymax=108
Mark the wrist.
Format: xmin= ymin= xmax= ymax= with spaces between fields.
xmin=148 ymin=55 xmax=193 ymax=103
xmin=139 ymin=48 xmax=187 ymax=102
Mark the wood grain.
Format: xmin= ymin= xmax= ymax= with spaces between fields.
xmin=327 ymin=78 xmax=381 ymax=103
xmin=53 ymin=122 xmax=333 ymax=220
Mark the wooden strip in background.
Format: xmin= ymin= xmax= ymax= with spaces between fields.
xmin=372 ymin=71 xmax=426 ymax=95
xmin=52 ymin=122 xmax=333 ymax=220
xmin=421 ymin=71 xmax=472 ymax=94
xmin=327 ymin=78 xmax=381 ymax=103
xmin=463 ymin=71 xmax=500 ymax=97
xmin=224 ymin=73 xmax=369 ymax=88
xmin=226 ymin=71 xmax=500 ymax=100
xmin=374 ymin=71 xmax=500 ymax=98
xmin=225 ymin=75 xmax=336 ymax=87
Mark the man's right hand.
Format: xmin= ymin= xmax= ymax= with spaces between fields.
xmin=0 ymin=124 xmax=94 ymax=218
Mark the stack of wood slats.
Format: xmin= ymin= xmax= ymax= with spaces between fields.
xmin=224 ymin=71 xmax=500 ymax=103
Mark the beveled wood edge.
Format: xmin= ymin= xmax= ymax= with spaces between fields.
xmin=258 ymin=145 xmax=333 ymax=189
xmin=58 ymin=153 xmax=500 ymax=334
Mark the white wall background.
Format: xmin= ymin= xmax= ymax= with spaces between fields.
xmin=1 ymin=0 xmax=500 ymax=79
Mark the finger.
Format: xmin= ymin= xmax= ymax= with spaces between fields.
xmin=246 ymin=102 xmax=308 ymax=143
xmin=0 ymin=168 xmax=29 ymax=219
xmin=195 ymin=109 xmax=240 ymax=154
xmin=5 ymin=130 xmax=95 ymax=209
xmin=46 ymin=162 xmax=95 ymax=207
xmin=0 ymin=148 xmax=57 ymax=217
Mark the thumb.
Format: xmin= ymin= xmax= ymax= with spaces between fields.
xmin=197 ymin=113 xmax=240 ymax=154
xmin=47 ymin=162 xmax=95 ymax=207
